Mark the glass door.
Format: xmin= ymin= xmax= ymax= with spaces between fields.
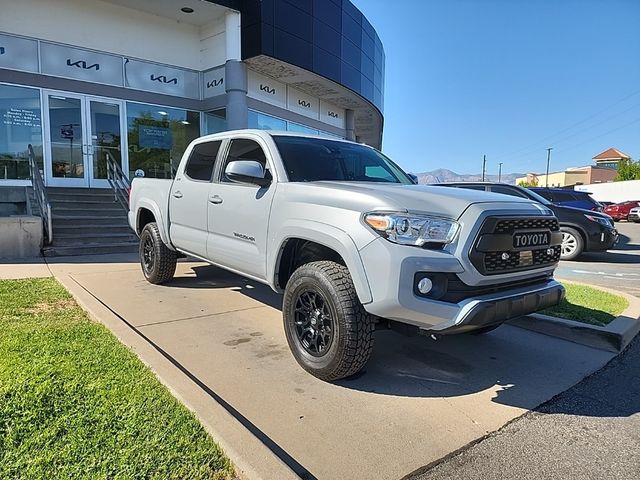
xmin=43 ymin=91 xmax=125 ymax=188
xmin=44 ymin=92 xmax=87 ymax=187
xmin=87 ymin=98 xmax=124 ymax=188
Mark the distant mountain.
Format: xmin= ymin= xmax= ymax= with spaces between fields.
xmin=412 ymin=168 xmax=524 ymax=185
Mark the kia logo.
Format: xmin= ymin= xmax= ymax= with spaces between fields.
xmin=67 ymin=59 xmax=100 ymax=70
xmin=150 ymin=74 xmax=178 ymax=85
xmin=328 ymin=111 xmax=339 ymax=118
xmin=207 ymin=78 xmax=223 ymax=88
xmin=298 ymin=99 xmax=311 ymax=108
xmin=0 ymin=47 xmax=5 ymax=55
xmin=260 ymin=84 xmax=275 ymax=95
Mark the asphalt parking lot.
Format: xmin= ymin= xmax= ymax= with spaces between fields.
xmin=557 ymin=221 xmax=640 ymax=296
xmin=27 ymin=255 xmax=615 ymax=480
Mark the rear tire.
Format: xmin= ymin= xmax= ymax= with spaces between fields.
xmin=283 ymin=261 xmax=374 ymax=382
xmin=560 ymin=227 xmax=583 ymax=261
xmin=139 ymin=222 xmax=177 ymax=284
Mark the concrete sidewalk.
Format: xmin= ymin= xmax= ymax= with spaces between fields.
xmin=1 ymin=255 xmax=619 ymax=480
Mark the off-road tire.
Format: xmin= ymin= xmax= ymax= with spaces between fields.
xmin=139 ymin=222 xmax=177 ymax=284
xmin=283 ymin=261 xmax=374 ymax=382
xmin=560 ymin=226 xmax=584 ymax=261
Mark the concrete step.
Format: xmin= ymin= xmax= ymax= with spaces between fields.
xmin=52 ymin=215 xmax=130 ymax=226
xmin=50 ymin=200 xmax=126 ymax=211
xmin=51 ymin=207 xmax=127 ymax=216
xmin=52 ymin=233 xmax=139 ymax=246
xmin=43 ymin=241 xmax=139 ymax=257
xmin=54 ymin=224 xmax=134 ymax=235
xmin=48 ymin=192 xmax=122 ymax=202
xmin=46 ymin=187 xmax=113 ymax=195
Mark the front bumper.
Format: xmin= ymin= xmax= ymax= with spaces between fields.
xmin=585 ymin=225 xmax=618 ymax=252
xmin=427 ymin=279 xmax=565 ymax=334
xmin=628 ymin=212 xmax=640 ymax=222
xmin=359 ymin=237 xmax=565 ymax=333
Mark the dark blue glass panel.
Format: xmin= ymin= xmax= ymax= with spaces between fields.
xmin=341 ymin=37 xmax=360 ymax=69
xmin=360 ymin=52 xmax=374 ymax=81
xmin=313 ymin=0 xmax=341 ymax=29
xmin=313 ymin=46 xmax=341 ymax=83
xmin=289 ymin=0 xmax=312 ymax=15
xmin=261 ymin=23 xmax=274 ymax=56
xmin=361 ymin=76 xmax=374 ymax=100
xmin=361 ymin=30 xmax=375 ymax=62
xmin=341 ymin=10 xmax=361 ymax=47
xmin=341 ymin=60 xmax=361 ymax=91
xmin=260 ymin=0 xmax=274 ymax=25
xmin=342 ymin=0 xmax=361 ymax=23
xmin=373 ymin=66 xmax=382 ymax=89
xmin=313 ymin=19 xmax=341 ymax=56
xmin=274 ymin=27 xmax=313 ymax=70
xmin=361 ymin=16 xmax=375 ymax=40
xmin=274 ymin=0 xmax=312 ymax=42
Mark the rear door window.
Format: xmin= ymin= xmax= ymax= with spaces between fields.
xmin=491 ymin=185 xmax=528 ymax=198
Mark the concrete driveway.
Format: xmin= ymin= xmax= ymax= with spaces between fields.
xmin=28 ymin=254 xmax=618 ymax=480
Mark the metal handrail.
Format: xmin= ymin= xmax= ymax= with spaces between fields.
xmin=106 ymin=151 xmax=131 ymax=211
xmin=27 ymin=144 xmax=53 ymax=245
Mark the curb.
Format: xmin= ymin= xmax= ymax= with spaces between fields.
xmin=509 ymin=281 xmax=640 ymax=353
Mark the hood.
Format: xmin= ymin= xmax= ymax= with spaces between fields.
xmin=554 ymin=204 xmax=611 ymax=218
xmin=281 ymin=182 xmax=540 ymax=219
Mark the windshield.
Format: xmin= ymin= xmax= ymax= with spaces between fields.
xmin=273 ymin=136 xmax=413 ymax=184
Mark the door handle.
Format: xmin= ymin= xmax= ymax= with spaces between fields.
xmin=209 ymin=195 xmax=223 ymax=204
xmin=173 ymin=191 xmax=183 ymax=199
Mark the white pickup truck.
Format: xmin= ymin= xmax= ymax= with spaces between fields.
xmin=129 ymin=130 xmax=564 ymax=381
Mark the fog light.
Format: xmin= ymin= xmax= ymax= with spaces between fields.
xmin=417 ymin=277 xmax=433 ymax=294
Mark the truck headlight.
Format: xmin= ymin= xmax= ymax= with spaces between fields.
xmin=364 ymin=212 xmax=460 ymax=246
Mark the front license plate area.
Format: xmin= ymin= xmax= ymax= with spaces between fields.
xmin=519 ymin=250 xmax=533 ymax=266
xmin=512 ymin=231 xmax=550 ymax=249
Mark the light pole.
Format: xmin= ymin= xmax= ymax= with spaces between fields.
xmin=482 ymin=155 xmax=486 ymax=181
xmin=498 ymin=162 xmax=503 ymax=183
xmin=545 ymin=148 xmax=552 ymax=187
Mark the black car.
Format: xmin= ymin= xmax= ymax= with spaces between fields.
xmin=434 ymin=183 xmax=618 ymax=260
xmin=529 ymin=187 xmax=604 ymax=212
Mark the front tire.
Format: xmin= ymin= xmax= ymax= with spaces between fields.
xmin=560 ymin=227 xmax=584 ymax=261
xmin=139 ymin=222 xmax=177 ymax=284
xmin=283 ymin=261 xmax=374 ymax=382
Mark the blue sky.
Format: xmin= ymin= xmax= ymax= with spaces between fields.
xmin=352 ymin=0 xmax=640 ymax=175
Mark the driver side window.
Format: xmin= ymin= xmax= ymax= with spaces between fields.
xmin=221 ymin=139 xmax=267 ymax=183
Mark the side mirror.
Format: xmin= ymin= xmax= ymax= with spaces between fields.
xmin=407 ymin=173 xmax=419 ymax=185
xmin=225 ymin=160 xmax=271 ymax=187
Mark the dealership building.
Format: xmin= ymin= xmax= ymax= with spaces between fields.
xmin=0 ymin=0 xmax=385 ymax=255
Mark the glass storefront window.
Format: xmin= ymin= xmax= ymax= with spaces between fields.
xmin=0 ymin=84 xmax=43 ymax=180
xmin=126 ymin=102 xmax=199 ymax=179
xmin=248 ymin=110 xmax=287 ymax=131
xmin=287 ymin=122 xmax=319 ymax=135
xmin=205 ymin=109 xmax=227 ymax=135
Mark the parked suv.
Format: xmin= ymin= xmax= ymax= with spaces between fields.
xmin=629 ymin=206 xmax=640 ymax=223
xmin=604 ymin=201 xmax=640 ymax=222
xmin=129 ymin=131 xmax=565 ymax=381
xmin=434 ymin=183 xmax=618 ymax=260
xmin=530 ymin=187 xmax=603 ymax=212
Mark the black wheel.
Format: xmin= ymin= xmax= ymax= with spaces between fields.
xmin=469 ymin=324 xmax=501 ymax=335
xmin=139 ymin=222 xmax=177 ymax=284
xmin=283 ymin=261 xmax=374 ymax=382
xmin=560 ymin=227 xmax=584 ymax=261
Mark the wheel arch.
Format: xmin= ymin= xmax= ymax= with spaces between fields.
xmin=134 ymin=199 xmax=172 ymax=248
xmin=271 ymin=224 xmax=373 ymax=304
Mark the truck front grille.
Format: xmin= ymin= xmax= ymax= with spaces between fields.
xmin=470 ymin=216 xmax=561 ymax=275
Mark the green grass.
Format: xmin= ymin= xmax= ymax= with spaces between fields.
xmin=541 ymin=282 xmax=628 ymax=326
xmin=0 ymin=278 xmax=233 ymax=480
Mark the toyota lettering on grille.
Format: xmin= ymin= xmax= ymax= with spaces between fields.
xmin=513 ymin=231 xmax=550 ymax=248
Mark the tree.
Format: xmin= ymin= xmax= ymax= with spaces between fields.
xmin=517 ymin=179 xmax=538 ymax=188
xmin=615 ymin=158 xmax=640 ymax=181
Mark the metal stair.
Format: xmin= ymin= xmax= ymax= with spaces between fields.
xmin=43 ymin=187 xmax=138 ymax=257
